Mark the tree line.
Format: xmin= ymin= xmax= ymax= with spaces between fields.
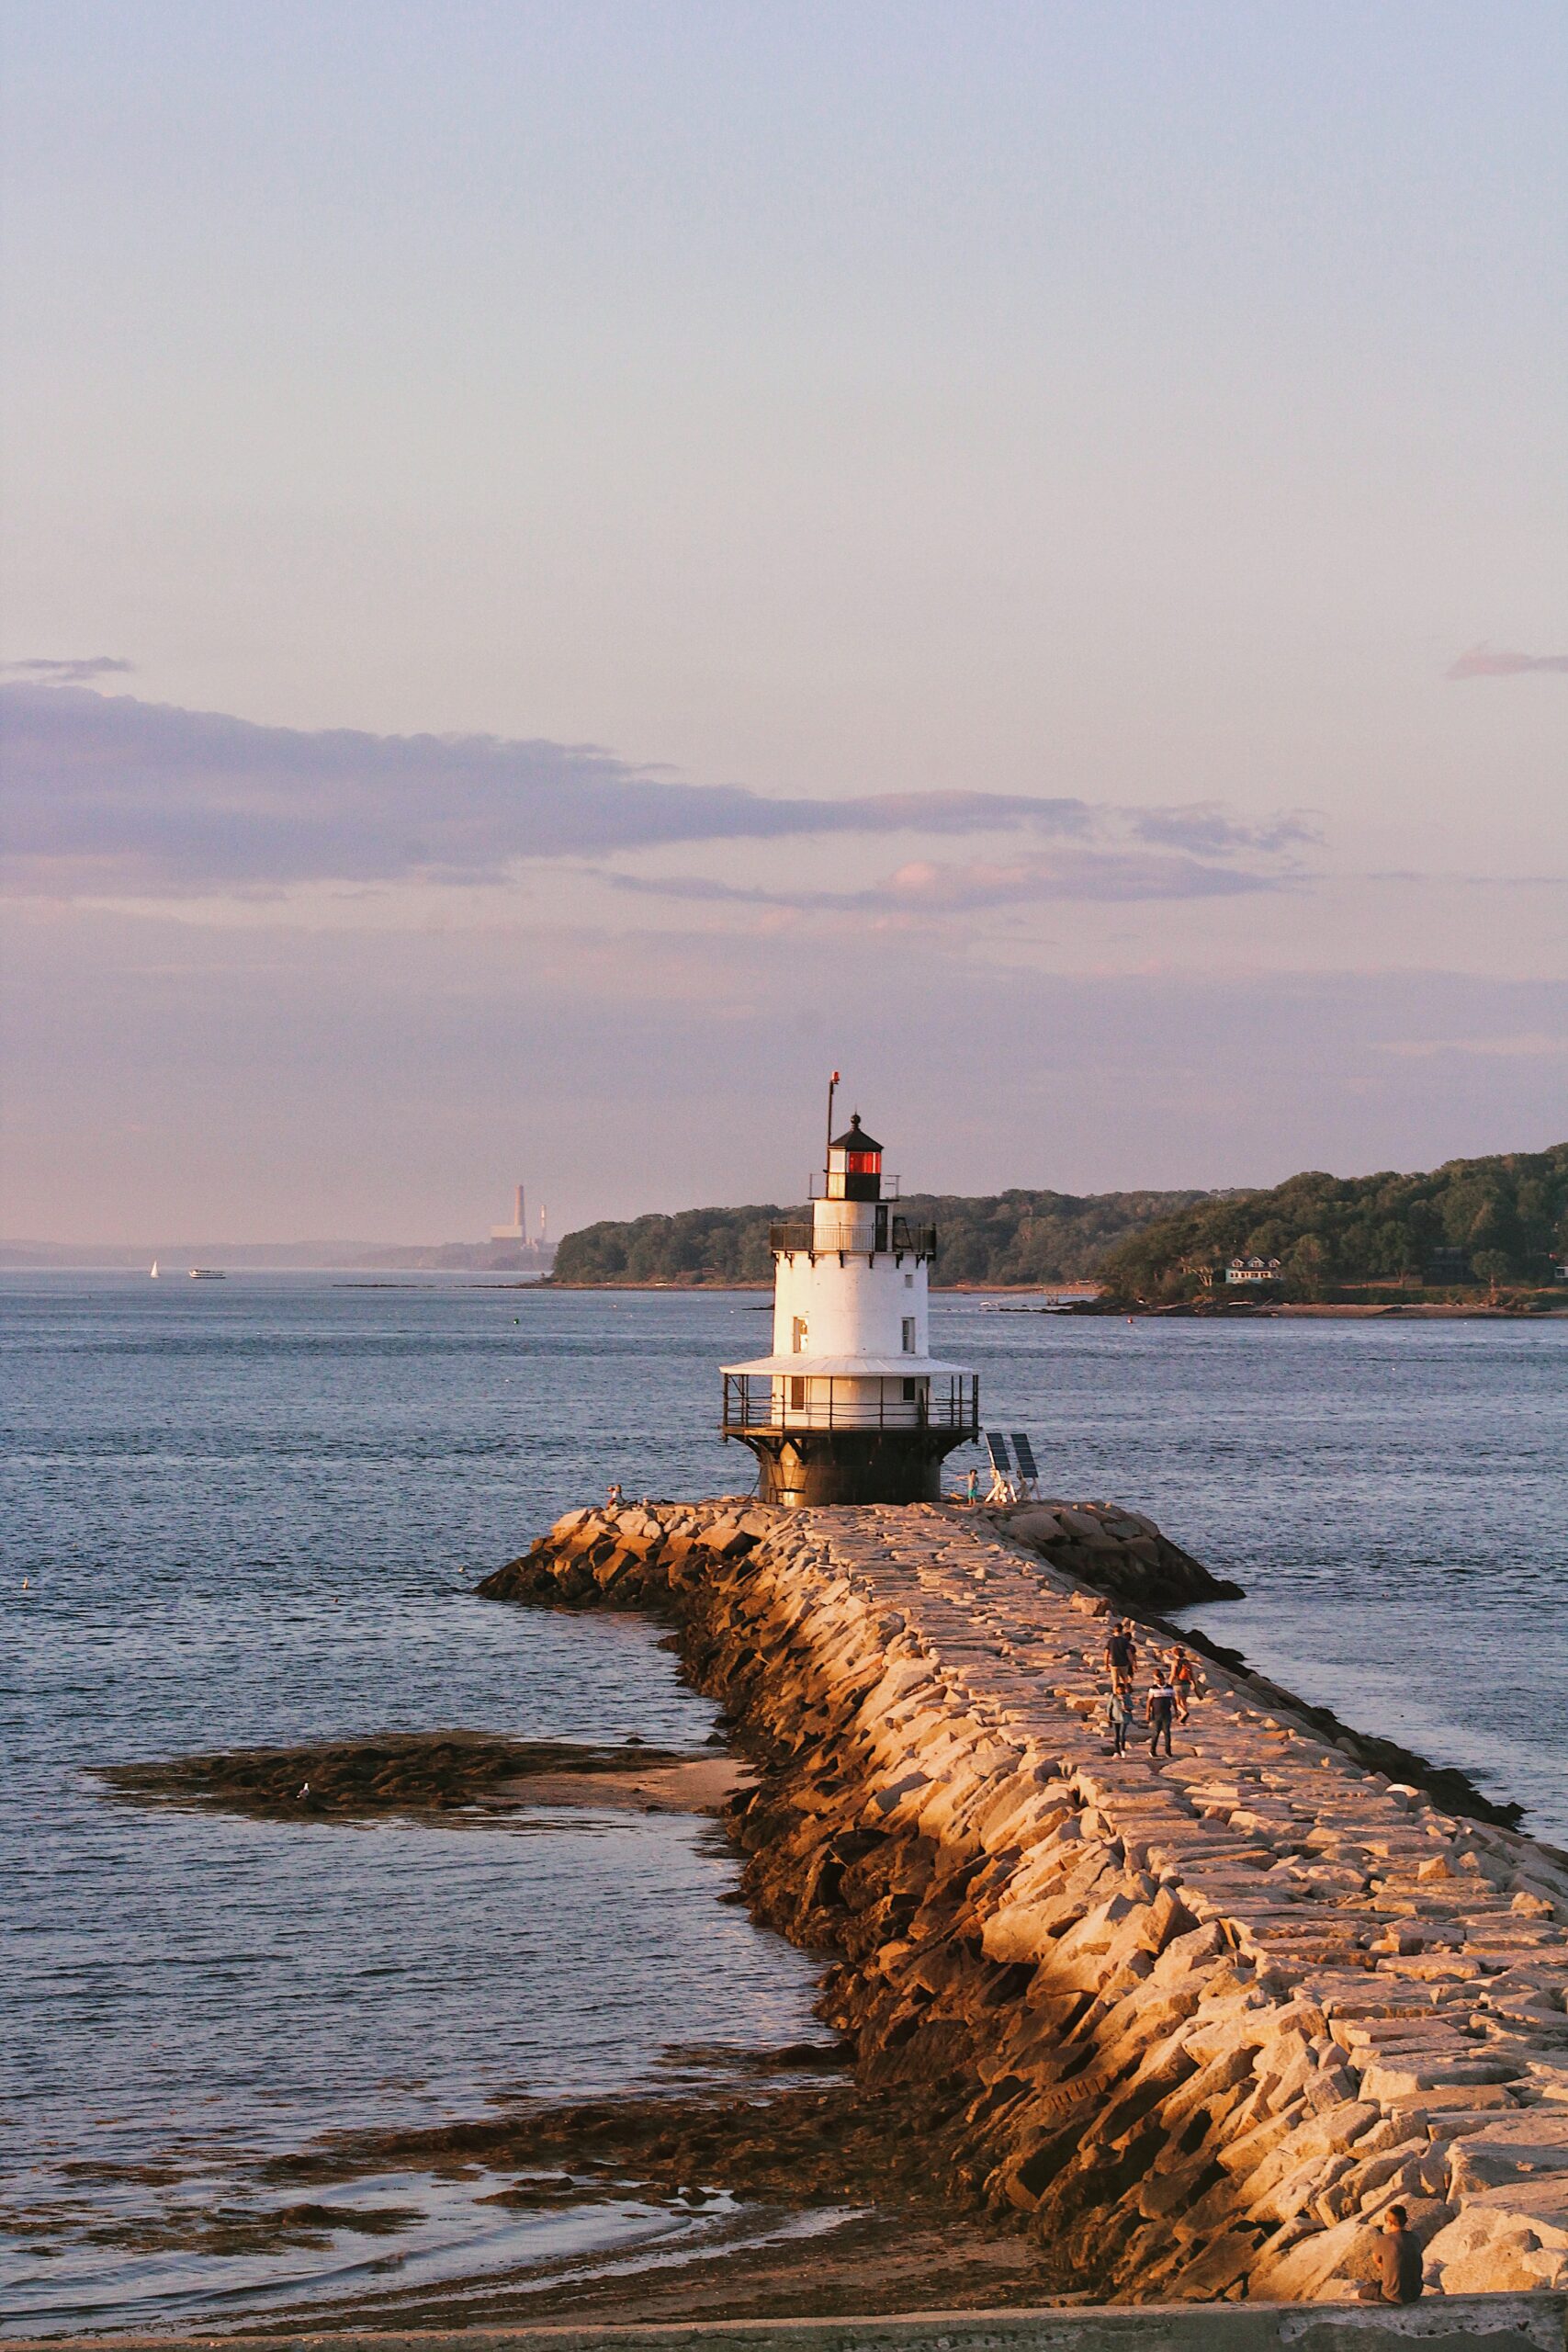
xmin=551 ymin=1187 xmax=1214 ymax=1287
xmin=550 ymin=1144 xmax=1568 ymax=1298
xmin=1096 ymin=1144 xmax=1568 ymax=1302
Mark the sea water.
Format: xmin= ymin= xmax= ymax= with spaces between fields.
xmin=3 ymin=1277 xmax=1564 ymax=2330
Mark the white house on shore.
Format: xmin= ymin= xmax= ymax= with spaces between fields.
xmin=1224 ymin=1256 xmax=1283 ymax=1285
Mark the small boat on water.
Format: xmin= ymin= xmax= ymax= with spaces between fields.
xmin=150 ymin=1261 xmax=160 ymax=1278
xmin=186 ymin=1267 xmax=226 ymax=1280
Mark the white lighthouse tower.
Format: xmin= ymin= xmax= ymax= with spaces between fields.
xmin=721 ymin=1086 xmax=978 ymax=1506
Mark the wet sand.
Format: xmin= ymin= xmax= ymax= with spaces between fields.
xmin=491 ymin=1756 xmax=752 ymax=1814
xmin=223 ymin=2076 xmax=1069 ymax=2333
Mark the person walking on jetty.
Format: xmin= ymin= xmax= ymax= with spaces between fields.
xmin=1104 ymin=1619 xmax=1136 ymax=1691
xmin=1145 ymin=1673 xmax=1177 ymax=1757
xmin=1357 ymin=2206 xmax=1424 ymax=2303
xmin=1105 ymin=1687 xmax=1131 ymax=1756
xmin=1168 ymin=1645 xmax=1198 ymax=1722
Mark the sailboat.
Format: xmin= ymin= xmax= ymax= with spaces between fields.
xmin=150 ymin=1260 xmax=160 ymax=1278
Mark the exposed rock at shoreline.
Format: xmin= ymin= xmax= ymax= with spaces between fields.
xmin=988 ymin=1500 xmax=1246 ymax=1606
xmin=482 ymin=1498 xmax=1568 ymax=2305
xmin=94 ymin=1732 xmax=701 ymax=1821
xmin=13 ymin=2067 xmax=1070 ymax=2329
xmin=262 ymin=2072 xmax=1008 ymax=2220
xmin=270 ymin=2077 xmax=1071 ymax=2327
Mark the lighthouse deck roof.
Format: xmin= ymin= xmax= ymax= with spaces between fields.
xmin=721 ymin=1351 xmax=972 ymax=1378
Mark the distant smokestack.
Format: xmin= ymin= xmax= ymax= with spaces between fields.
xmin=490 ymin=1182 xmax=530 ymax=1242
xmin=538 ymin=1203 xmax=547 ymax=1245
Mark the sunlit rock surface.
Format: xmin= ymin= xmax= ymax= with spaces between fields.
xmin=480 ymin=1499 xmax=1568 ymax=2306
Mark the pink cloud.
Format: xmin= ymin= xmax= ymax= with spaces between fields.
xmin=605 ymin=846 xmax=1304 ymax=917
xmin=1447 ymin=644 xmax=1568 ymax=679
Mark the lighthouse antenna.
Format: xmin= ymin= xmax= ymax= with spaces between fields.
xmin=825 ymin=1070 xmax=840 ymax=1176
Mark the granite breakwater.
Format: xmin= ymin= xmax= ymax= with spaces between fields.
xmin=479 ymin=1497 xmax=1568 ymax=2307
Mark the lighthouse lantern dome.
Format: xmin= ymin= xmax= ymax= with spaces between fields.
xmin=828 ymin=1112 xmax=884 ymax=1202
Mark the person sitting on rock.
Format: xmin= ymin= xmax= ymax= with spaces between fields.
xmin=1357 ymin=2205 xmax=1424 ymax=2304
xmin=1145 ymin=1673 xmax=1177 ymax=1757
xmin=1103 ymin=1621 xmax=1136 ymax=1690
xmin=1105 ymin=1687 xmax=1131 ymax=1756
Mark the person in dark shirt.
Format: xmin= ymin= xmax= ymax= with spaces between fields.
xmin=1145 ymin=1676 xmax=1177 ymax=1756
xmin=1103 ymin=1622 xmax=1136 ymax=1690
xmin=1357 ymin=2205 xmax=1424 ymax=2303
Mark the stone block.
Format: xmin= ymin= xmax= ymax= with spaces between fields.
xmin=1245 ymin=2212 xmax=1368 ymax=2299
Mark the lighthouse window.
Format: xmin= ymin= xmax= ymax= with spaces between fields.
xmin=901 ymin=1317 xmax=917 ymax=1353
xmin=904 ymin=1271 xmax=914 ymax=1288
xmin=792 ymin=1317 xmax=808 ymax=1353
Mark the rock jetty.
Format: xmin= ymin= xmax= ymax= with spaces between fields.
xmin=479 ymin=1498 xmax=1568 ymax=2306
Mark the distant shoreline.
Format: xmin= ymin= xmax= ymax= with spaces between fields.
xmin=4 ymin=1266 xmax=1561 ymax=1317
xmin=543 ymin=1278 xmax=1565 ymax=1317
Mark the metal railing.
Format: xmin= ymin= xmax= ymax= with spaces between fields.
xmin=892 ymin=1218 xmax=937 ymax=1258
xmin=722 ymin=1371 xmax=979 ymax=1436
xmin=769 ymin=1220 xmax=818 ymax=1253
xmin=769 ymin=1216 xmax=938 ymax=1259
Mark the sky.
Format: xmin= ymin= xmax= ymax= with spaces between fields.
xmin=2 ymin=0 xmax=1564 ymax=1242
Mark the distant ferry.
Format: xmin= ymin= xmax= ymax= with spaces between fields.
xmin=187 ymin=1267 xmax=226 ymax=1280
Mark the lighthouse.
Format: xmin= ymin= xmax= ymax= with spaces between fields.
xmin=721 ymin=1089 xmax=978 ymax=1507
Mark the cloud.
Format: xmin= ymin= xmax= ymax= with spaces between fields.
xmin=1370 ymin=1032 xmax=1567 ymax=1060
xmin=1447 ymin=645 xmax=1568 ymax=679
xmin=1127 ymin=803 xmax=1321 ymax=854
xmin=604 ymin=847 xmax=1303 ymax=915
xmin=873 ymin=853 xmax=1298 ymax=909
xmin=0 ymin=682 xmax=1308 ymax=900
xmin=2 ymin=655 xmax=135 ymax=684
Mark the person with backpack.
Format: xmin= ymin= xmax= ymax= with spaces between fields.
xmin=1168 ymin=1645 xmax=1199 ymax=1721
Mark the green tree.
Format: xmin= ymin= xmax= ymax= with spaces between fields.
xmin=1286 ymin=1233 xmax=1330 ymax=1301
xmin=1099 ymin=1143 xmax=1567 ymax=1302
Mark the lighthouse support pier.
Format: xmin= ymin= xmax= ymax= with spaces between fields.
xmin=722 ymin=1366 xmax=978 ymax=1505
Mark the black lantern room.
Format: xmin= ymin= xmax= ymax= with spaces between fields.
xmin=826 ymin=1114 xmax=883 ymax=1203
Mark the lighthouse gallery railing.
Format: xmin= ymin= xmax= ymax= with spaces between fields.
xmin=769 ymin=1216 xmax=938 ymax=1259
xmin=721 ymin=1371 xmax=979 ymax=1436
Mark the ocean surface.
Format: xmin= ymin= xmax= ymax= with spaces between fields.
xmin=4 ymin=1276 xmax=1565 ymax=2333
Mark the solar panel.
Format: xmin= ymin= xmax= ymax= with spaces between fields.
xmin=986 ymin=1431 xmax=1012 ymax=1474
xmin=1010 ymin=1432 xmax=1039 ymax=1481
